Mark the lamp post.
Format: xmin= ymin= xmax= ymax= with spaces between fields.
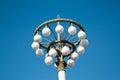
xmin=31 ymin=16 xmax=88 ymax=80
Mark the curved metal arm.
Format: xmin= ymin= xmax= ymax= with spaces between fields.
xmin=47 ymin=40 xmax=76 ymax=57
xmin=34 ymin=18 xmax=85 ymax=35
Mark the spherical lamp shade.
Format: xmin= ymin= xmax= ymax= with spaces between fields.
xmin=34 ymin=33 xmax=42 ymax=42
xmin=77 ymin=30 xmax=86 ymax=40
xmin=61 ymin=46 xmax=70 ymax=56
xmin=48 ymin=48 xmax=57 ymax=57
xmin=67 ymin=59 xmax=75 ymax=67
xmin=55 ymin=24 xmax=64 ymax=33
xmin=80 ymin=39 xmax=88 ymax=47
xmin=31 ymin=42 xmax=39 ymax=50
xmin=42 ymin=27 xmax=51 ymax=36
xmin=71 ymin=52 xmax=79 ymax=60
xmin=44 ymin=56 xmax=53 ymax=65
xmin=68 ymin=25 xmax=76 ymax=35
xmin=77 ymin=46 xmax=85 ymax=54
xmin=36 ymin=48 xmax=44 ymax=56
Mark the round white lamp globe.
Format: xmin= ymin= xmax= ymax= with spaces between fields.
xmin=36 ymin=48 xmax=44 ymax=56
xmin=55 ymin=24 xmax=64 ymax=33
xmin=31 ymin=42 xmax=39 ymax=50
xmin=77 ymin=46 xmax=85 ymax=54
xmin=48 ymin=48 xmax=57 ymax=57
xmin=80 ymin=39 xmax=88 ymax=46
xmin=67 ymin=59 xmax=75 ymax=67
xmin=34 ymin=33 xmax=42 ymax=42
xmin=61 ymin=46 xmax=70 ymax=56
xmin=71 ymin=52 xmax=79 ymax=60
xmin=44 ymin=56 xmax=53 ymax=65
xmin=68 ymin=25 xmax=76 ymax=35
xmin=42 ymin=27 xmax=51 ymax=36
xmin=77 ymin=30 xmax=86 ymax=40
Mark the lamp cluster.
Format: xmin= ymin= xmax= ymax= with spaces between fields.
xmin=32 ymin=19 xmax=88 ymax=68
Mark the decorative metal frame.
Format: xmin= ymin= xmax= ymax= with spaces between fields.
xmin=34 ymin=18 xmax=85 ymax=58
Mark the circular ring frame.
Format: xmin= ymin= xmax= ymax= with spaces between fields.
xmin=34 ymin=18 xmax=85 ymax=57
xmin=34 ymin=18 xmax=85 ymax=35
xmin=47 ymin=40 xmax=76 ymax=57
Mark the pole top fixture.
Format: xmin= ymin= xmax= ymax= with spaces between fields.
xmin=32 ymin=16 xmax=88 ymax=67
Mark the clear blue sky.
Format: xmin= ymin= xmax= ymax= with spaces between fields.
xmin=0 ymin=0 xmax=120 ymax=80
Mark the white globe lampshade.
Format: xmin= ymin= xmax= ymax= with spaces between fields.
xmin=36 ymin=48 xmax=44 ymax=56
xmin=55 ymin=24 xmax=64 ymax=33
xmin=44 ymin=56 xmax=53 ymax=65
xmin=42 ymin=27 xmax=51 ymax=36
xmin=61 ymin=46 xmax=70 ymax=56
xmin=80 ymin=39 xmax=89 ymax=46
xmin=71 ymin=52 xmax=79 ymax=60
xmin=31 ymin=42 xmax=39 ymax=50
xmin=34 ymin=33 xmax=42 ymax=42
xmin=77 ymin=30 xmax=86 ymax=39
xmin=67 ymin=59 xmax=75 ymax=67
xmin=48 ymin=48 xmax=57 ymax=57
xmin=77 ymin=46 xmax=85 ymax=54
xmin=68 ymin=25 xmax=76 ymax=35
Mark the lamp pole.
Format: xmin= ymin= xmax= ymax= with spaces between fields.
xmin=31 ymin=16 xmax=88 ymax=80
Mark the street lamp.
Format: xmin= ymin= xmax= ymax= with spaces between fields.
xmin=31 ymin=16 xmax=88 ymax=80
